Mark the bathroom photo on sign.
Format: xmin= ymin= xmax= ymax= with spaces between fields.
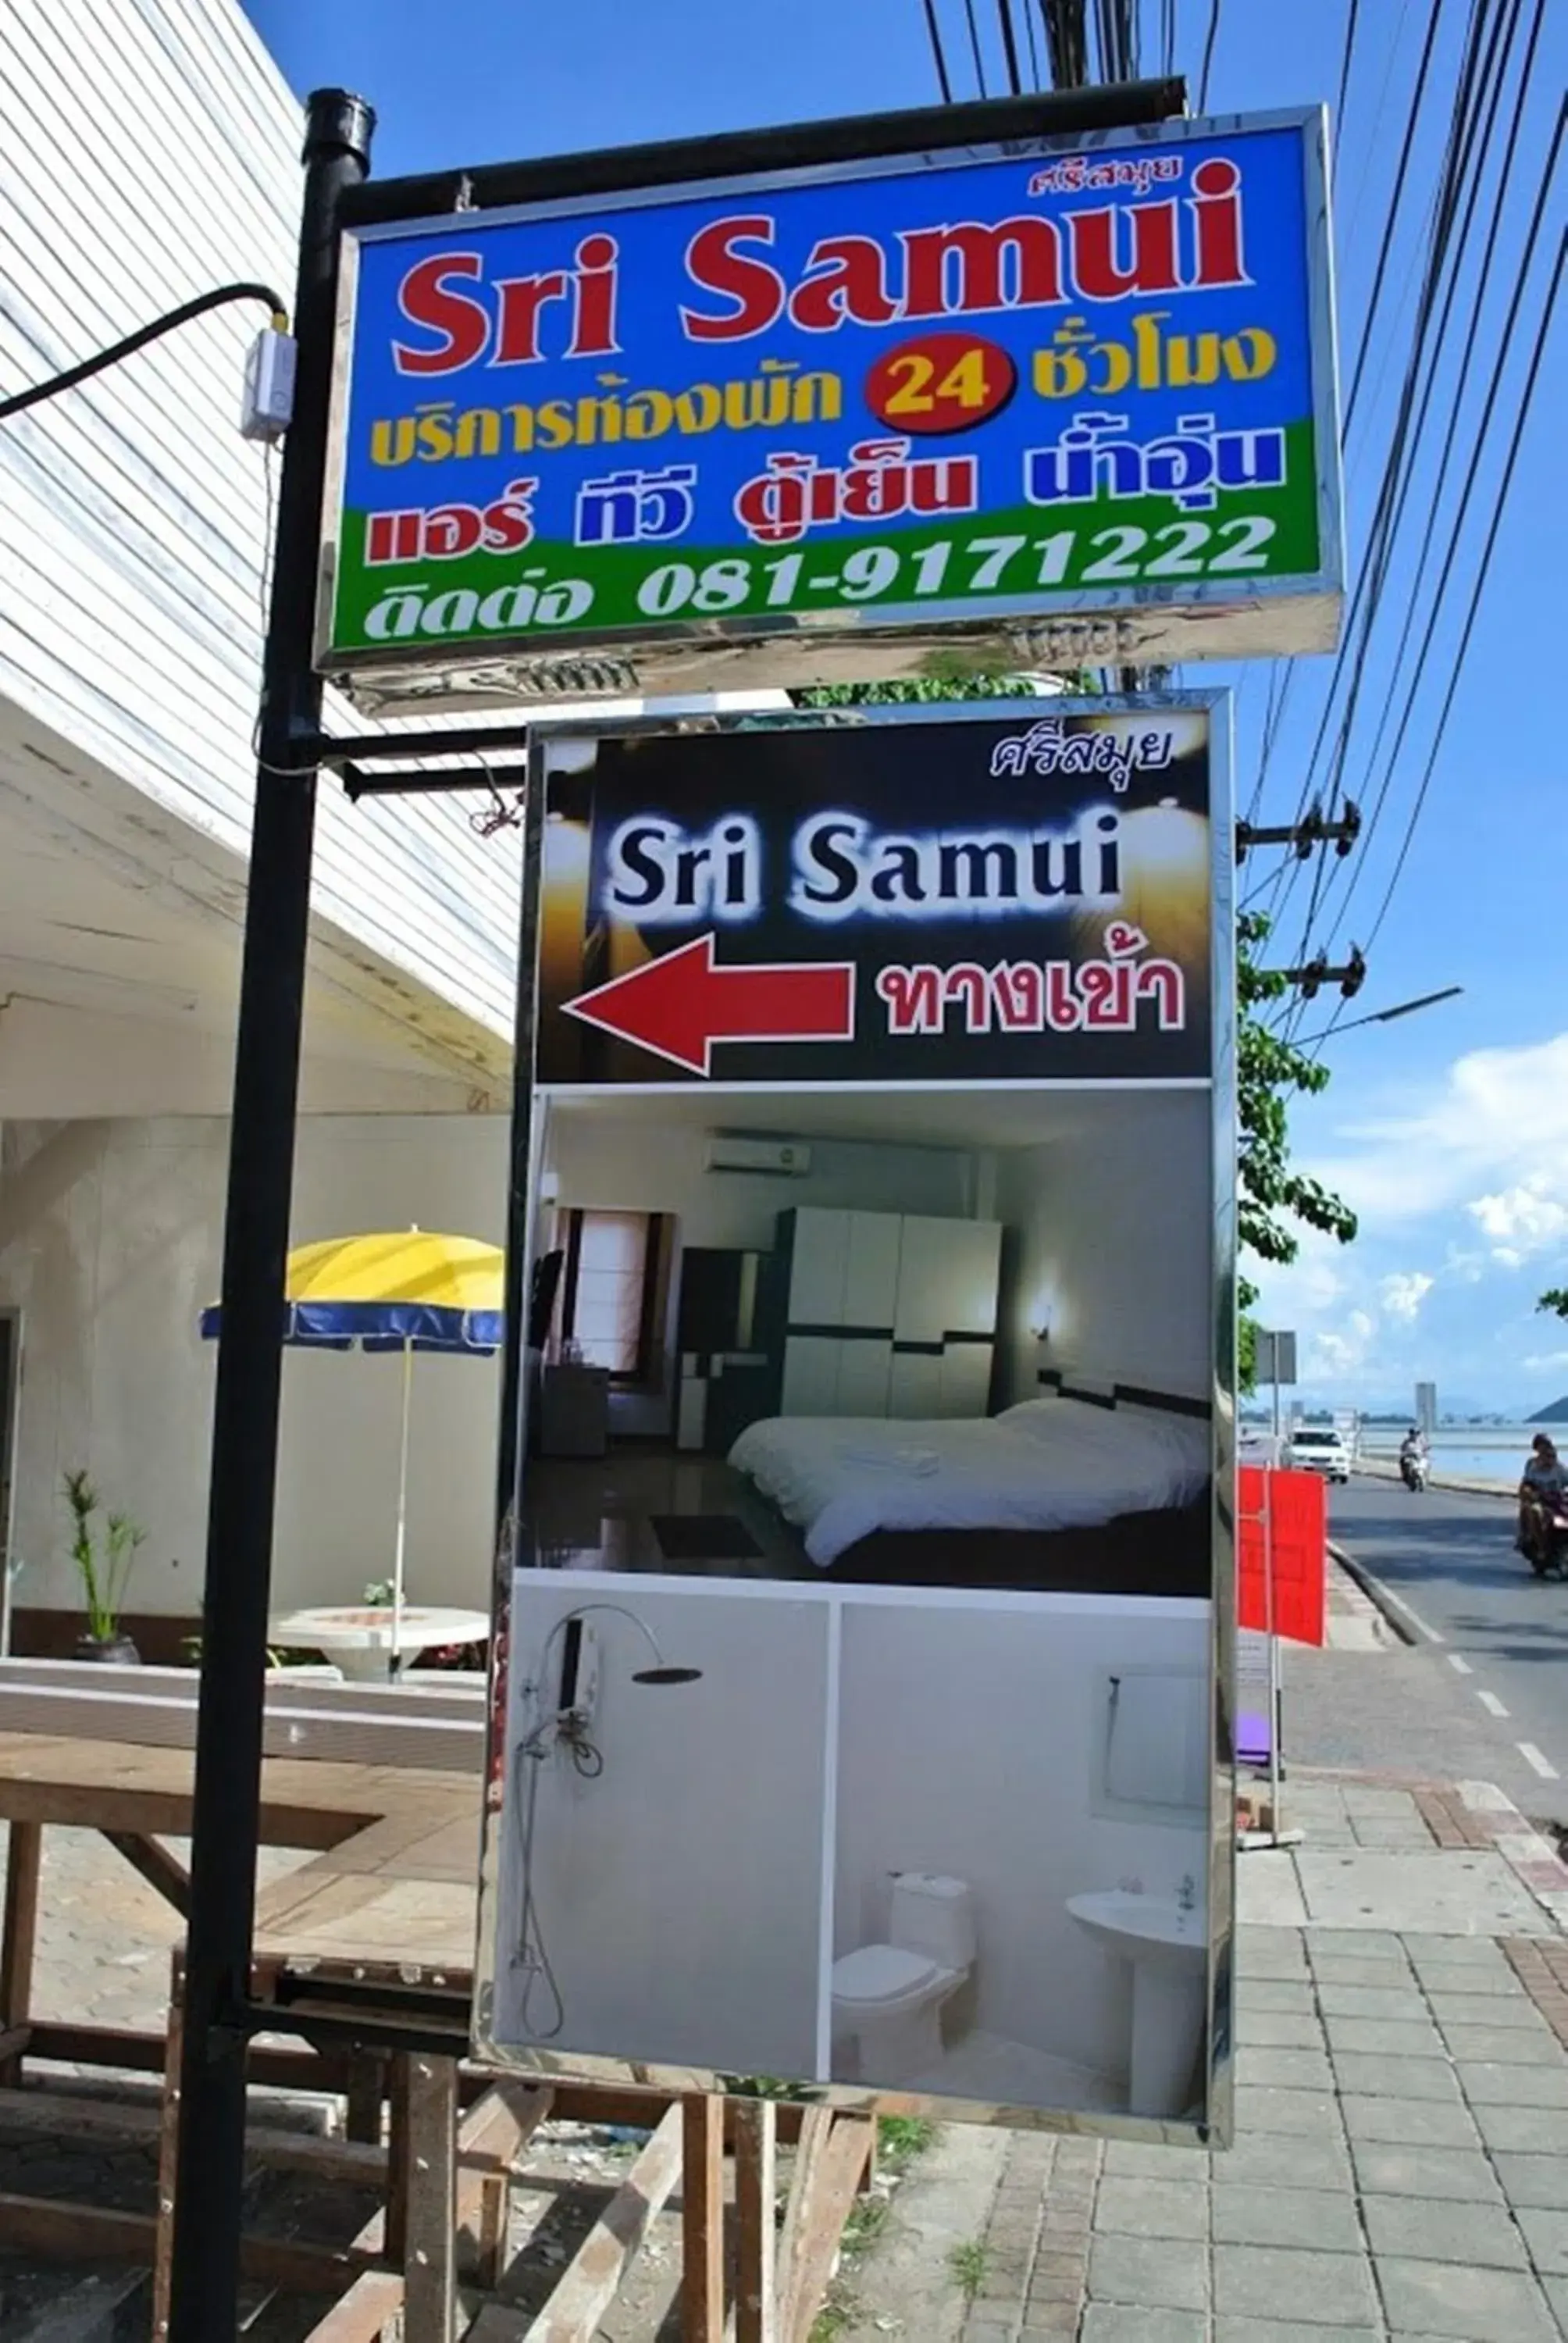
xmin=486 ymin=1577 xmax=1211 ymax=2126
xmin=517 ymin=1082 xmax=1213 ymax=1598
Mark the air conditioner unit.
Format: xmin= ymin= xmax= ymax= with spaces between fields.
xmin=705 ymin=1135 xmax=812 ymax=1178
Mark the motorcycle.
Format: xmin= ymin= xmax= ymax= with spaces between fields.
xmin=1524 ymin=1502 xmax=1568 ymax=1578
xmin=1399 ymin=1449 xmax=1428 ymax=1492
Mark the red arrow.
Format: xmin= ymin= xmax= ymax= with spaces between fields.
xmin=560 ymin=933 xmax=856 ymax=1077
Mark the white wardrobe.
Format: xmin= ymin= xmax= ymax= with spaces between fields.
xmin=774 ymin=1206 xmax=1002 ymax=1420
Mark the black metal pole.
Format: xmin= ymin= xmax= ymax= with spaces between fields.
xmin=167 ymin=87 xmax=373 ymax=2342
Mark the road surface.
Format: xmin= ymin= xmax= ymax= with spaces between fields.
xmin=1326 ymin=1471 xmax=1568 ymax=1821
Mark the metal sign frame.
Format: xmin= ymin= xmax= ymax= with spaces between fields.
xmin=315 ymin=99 xmax=1342 ymax=710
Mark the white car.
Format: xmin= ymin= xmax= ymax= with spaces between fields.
xmin=1285 ymin=1426 xmax=1352 ymax=1484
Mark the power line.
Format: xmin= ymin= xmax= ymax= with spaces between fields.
xmin=963 ymin=0 xmax=990 ymax=92
xmin=1198 ymin=0 xmax=1221 ymax=109
xmin=1286 ymin=32 xmax=1555 ymax=981
xmin=1257 ymin=0 xmax=1494 ymax=947
xmin=1310 ymin=229 xmax=1563 ymax=1052
xmin=920 ymin=0 xmax=955 ymax=99
xmin=997 ymin=0 xmax=1025 ymax=92
xmin=1335 ymin=0 xmax=1363 ymax=144
xmin=1282 ymin=0 xmax=1513 ymax=907
xmin=1313 ymin=0 xmax=1550 ymax=937
xmin=1326 ymin=159 xmax=1563 ymax=946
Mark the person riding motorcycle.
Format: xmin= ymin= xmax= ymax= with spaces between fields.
xmin=1517 ymin=1434 xmax=1568 ymax=1564
xmin=1399 ymin=1428 xmax=1427 ymax=1489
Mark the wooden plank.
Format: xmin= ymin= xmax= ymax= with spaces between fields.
xmin=0 ymin=2083 xmax=395 ymax=2183
xmin=773 ymin=2103 xmax=831 ymax=2338
xmin=781 ymin=2119 xmax=874 ymax=2343
xmin=344 ymin=2049 xmax=385 ymax=2145
xmin=151 ymin=1978 xmax=183 ymax=2341
xmin=102 ymin=1829 xmax=189 ymax=1918
xmin=682 ymin=2094 xmax=726 ymax=2343
xmin=0 ymin=2191 xmax=377 ymax=2291
xmin=733 ymin=2099 xmax=777 ymax=2343
xmin=506 ymin=2102 xmax=683 ymax=2343
xmin=0 ymin=1818 xmax=41 ymax=2084
xmin=402 ymin=2054 xmax=458 ymax=2343
xmin=456 ymin=2078 xmax=553 ymax=2166
xmin=385 ymin=2056 xmax=409 ymax=2271
xmin=0 ymin=1674 xmax=483 ymax=1771
xmin=301 ymin=2270 xmax=405 ymax=2342
xmin=23 ymin=2019 xmax=350 ymax=2092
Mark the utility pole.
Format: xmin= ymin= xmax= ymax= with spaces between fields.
xmin=167 ymin=87 xmax=374 ymax=2342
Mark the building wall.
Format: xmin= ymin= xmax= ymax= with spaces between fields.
xmin=992 ymin=1092 xmax=1213 ymax=1407
xmin=0 ymin=1112 xmax=509 ymax=1618
xmin=0 ymin=0 xmax=520 ymax=1041
xmin=544 ymin=1107 xmax=979 ymax=1435
xmin=834 ymin=1599 xmax=1209 ymax=2076
xmin=493 ymin=1581 xmax=830 ymax=2077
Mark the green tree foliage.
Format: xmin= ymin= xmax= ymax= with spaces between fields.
xmin=1237 ymin=907 xmax=1358 ymax=1332
xmin=792 ymin=683 xmax=1359 ymax=1386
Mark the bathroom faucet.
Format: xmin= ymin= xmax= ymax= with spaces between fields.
xmin=1177 ymin=1874 xmax=1197 ymax=1915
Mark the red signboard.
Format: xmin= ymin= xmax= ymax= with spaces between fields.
xmin=1238 ymin=1465 xmax=1326 ymax=1647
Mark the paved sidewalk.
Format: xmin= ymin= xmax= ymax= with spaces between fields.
xmin=965 ymin=1778 xmax=1568 ymax=2341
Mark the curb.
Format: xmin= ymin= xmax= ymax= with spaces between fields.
xmin=1356 ymin=1461 xmax=1516 ymax=1501
xmin=1328 ymin=1539 xmax=1418 ymax=1646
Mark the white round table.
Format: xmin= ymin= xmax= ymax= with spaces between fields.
xmin=269 ymin=1605 xmax=490 ymax=1683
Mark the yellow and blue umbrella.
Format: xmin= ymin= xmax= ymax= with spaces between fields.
xmin=201 ymin=1229 xmax=503 ymax=1666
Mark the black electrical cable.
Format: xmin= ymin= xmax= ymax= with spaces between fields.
xmin=963 ymin=0 xmax=991 ymax=93
xmin=1335 ymin=0 xmax=1363 ymax=147
xmin=0 ymin=281 xmax=288 ymax=423
xmin=998 ymin=0 xmax=1025 ymax=92
xmin=1256 ymin=0 xmax=1488 ymax=945
xmin=1309 ymin=230 xmax=1562 ymax=1053
xmin=1276 ymin=2 xmax=1543 ymax=990
xmin=1197 ymin=0 xmax=1221 ymax=108
xmin=1023 ymin=0 xmax=1042 ymax=87
xmin=921 ymin=0 xmax=956 ymax=100
xmin=1322 ymin=143 xmax=1563 ymax=948
xmin=1270 ymin=0 xmax=1507 ymax=964
xmin=1306 ymin=0 xmax=1548 ymax=948
xmin=1253 ymin=0 xmax=1450 ymax=835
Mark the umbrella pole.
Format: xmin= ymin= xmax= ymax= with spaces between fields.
xmin=390 ymin=1339 xmax=414 ymax=1679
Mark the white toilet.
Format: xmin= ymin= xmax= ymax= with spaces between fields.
xmin=832 ymin=1872 xmax=975 ymax=2082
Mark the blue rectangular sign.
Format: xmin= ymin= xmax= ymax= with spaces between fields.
xmin=321 ymin=109 xmax=1342 ymax=693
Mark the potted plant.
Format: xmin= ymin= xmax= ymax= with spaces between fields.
xmin=62 ymin=1468 xmax=145 ymax=1664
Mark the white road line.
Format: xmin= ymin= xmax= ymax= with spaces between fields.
xmin=1476 ymin=1689 xmax=1509 ymax=1718
xmin=1449 ymin=1654 xmax=1474 ymax=1675
xmin=1519 ymin=1742 xmax=1560 ymax=1780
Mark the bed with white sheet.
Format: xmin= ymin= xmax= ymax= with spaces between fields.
xmin=729 ymin=1394 xmax=1212 ymax=1594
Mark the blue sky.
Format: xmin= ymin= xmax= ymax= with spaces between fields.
xmin=247 ymin=0 xmax=1566 ymax=1413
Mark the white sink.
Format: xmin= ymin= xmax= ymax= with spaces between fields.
xmin=1068 ymin=1891 xmax=1207 ymax=2120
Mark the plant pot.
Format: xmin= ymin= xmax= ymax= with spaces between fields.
xmin=73 ymin=1632 xmax=141 ymax=1666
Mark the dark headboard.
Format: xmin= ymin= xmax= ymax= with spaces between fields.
xmin=1037 ymin=1366 xmax=1211 ymax=1422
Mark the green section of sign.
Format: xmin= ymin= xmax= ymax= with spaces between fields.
xmin=328 ymin=419 xmax=1320 ymax=660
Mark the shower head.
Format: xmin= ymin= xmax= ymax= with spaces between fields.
xmin=536 ymin=1602 xmax=703 ymax=1706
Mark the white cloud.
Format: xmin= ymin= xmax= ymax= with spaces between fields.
xmin=1380 ymin=1271 xmax=1435 ymax=1321
xmin=1308 ymin=1308 xmax=1377 ymax=1378
xmin=1306 ymin=1034 xmax=1568 ymax=1231
xmin=1469 ymin=1179 xmax=1568 ymax=1266
xmin=1523 ymin=1352 xmax=1568 ymax=1373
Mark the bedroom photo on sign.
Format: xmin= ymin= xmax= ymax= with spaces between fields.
xmin=520 ymin=1085 xmax=1212 ymax=1596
